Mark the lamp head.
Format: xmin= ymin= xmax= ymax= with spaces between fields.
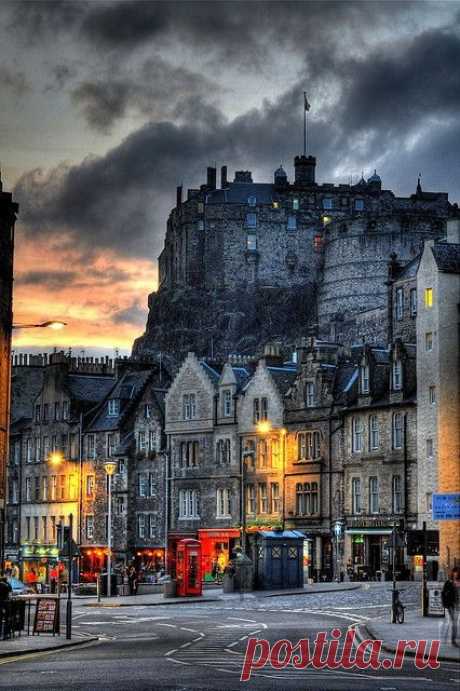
xmin=257 ymin=421 xmax=272 ymax=435
xmin=104 ymin=460 xmax=117 ymax=476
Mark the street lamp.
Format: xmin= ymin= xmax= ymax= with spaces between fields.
xmin=12 ymin=320 xmax=67 ymax=330
xmin=104 ymin=460 xmax=117 ymax=598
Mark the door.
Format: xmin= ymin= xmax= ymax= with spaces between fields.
xmin=369 ymin=537 xmax=381 ymax=575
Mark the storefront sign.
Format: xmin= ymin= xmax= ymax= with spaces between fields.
xmin=432 ymin=493 xmax=460 ymax=521
xmin=21 ymin=543 xmax=59 ymax=558
xmin=33 ymin=598 xmax=59 ymax=634
xmin=427 ymin=582 xmax=445 ymax=617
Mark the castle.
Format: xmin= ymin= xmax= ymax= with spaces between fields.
xmin=133 ymin=153 xmax=453 ymax=364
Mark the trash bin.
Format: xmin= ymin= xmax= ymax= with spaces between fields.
xmin=223 ymin=573 xmax=234 ymax=593
xmin=163 ymin=579 xmax=177 ymax=598
xmin=100 ymin=573 xmax=118 ymax=596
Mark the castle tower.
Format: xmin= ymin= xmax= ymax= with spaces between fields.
xmin=294 ymin=155 xmax=316 ymax=185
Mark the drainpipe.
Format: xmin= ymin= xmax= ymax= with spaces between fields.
xmin=403 ymin=412 xmax=408 ymax=521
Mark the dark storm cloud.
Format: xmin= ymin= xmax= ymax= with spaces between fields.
xmin=71 ymin=57 xmax=220 ymax=132
xmin=112 ymin=302 xmax=147 ymax=326
xmin=6 ymin=0 xmax=87 ymax=42
xmin=0 ymin=66 xmax=30 ymax=97
xmin=17 ymin=270 xmax=78 ymax=288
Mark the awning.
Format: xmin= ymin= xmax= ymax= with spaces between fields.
xmin=346 ymin=529 xmax=393 ymax=535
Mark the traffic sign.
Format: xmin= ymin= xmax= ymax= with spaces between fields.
xmin=432 ymin=493 xmax=460 ymax=521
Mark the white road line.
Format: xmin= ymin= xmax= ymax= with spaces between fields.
xmin=228 ymin=617 xmax=257 ymax=623
xmin=180 ymin=627 xmax=198 ymax=633
xmin=165 ymin=648 xmax=178 ymax=656
xmin=180 ymin=642 xmax=192 ymax=648
xmin=166 ymin=658 xmax=190 ymax=665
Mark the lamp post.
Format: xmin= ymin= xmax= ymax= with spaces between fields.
xmin=104 ymin=460 xmax=117 ymax=598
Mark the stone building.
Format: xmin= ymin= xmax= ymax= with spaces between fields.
xmin=0 ymin=175 xmax=18 ymax=568
xmin=415 ymin=220 xmax=460 ymax=571
xmin=134 ymin=157 xmax=452 ymax=364
xmin=340 ymin=341 xmax=418 ymax=580
xmin=164 ymin=352 xmax=250 ymax=579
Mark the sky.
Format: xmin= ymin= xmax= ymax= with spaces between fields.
xmin=2 ymin=0 xmax=459 ymax=357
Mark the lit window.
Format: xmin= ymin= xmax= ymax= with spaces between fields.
xmin=108 ymin=399 xmax=120 ymax=417
xmin=292 ymin=198 xmax=300 ymax=210
xmin=247 ymin=234 xmax=257 ymax=251
xmin=395 ymin=288 xmax=404 ymax=320
xmin=425 ymin=333 xmax=433 ymax=351
xmin=410 ymin=288 xmax=417 ymax=316
xmin=272 ymin=201 xmax=279 ymax=209
xmin=392 ymin=413 xmax=403 ymax=449
xmin=369 ymin=477 xmax=379 ymax=514
xmin=323 ymin=197 xmax=333 ymax=210
xmin=287 ymin=215 xmax=297 ymax=231
xmin=354 ymin=199 xmax=364 ymax=211
xmin=424 ymin=288 xmax=433 ymax=308
xmin=429 ymin=386 xmax=436 ymax=404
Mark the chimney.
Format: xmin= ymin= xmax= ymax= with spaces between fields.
xmin=207 ymin=166 xmax=217 ymax=190
xmin=176 ymin=185 xmax=182 ymax=207
xmin=294 ymin=155 xmax=316 ymax=185
xmin=262 ymin=342 xmax=283 ymax=367
xmin=221 ymin=165 xmax=228 ymax=188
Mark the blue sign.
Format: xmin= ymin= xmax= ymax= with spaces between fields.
xmin=432 ymin=493 xmax=460 ymax=521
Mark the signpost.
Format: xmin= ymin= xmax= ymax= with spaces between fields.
xmin=432 ymin=493 xmax=460 ymax=521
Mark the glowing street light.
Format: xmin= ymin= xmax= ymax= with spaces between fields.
xmin=256 ymin=420 xmax=272 ymax=435
xmin=49 ymin=451 xmax=65 ymax=466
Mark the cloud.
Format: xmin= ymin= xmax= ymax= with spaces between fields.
xmin=112 ymin=301 xmax=146 ymax=326
xmin=17 ymin=270 xmax=78 ymax=288
xmin=0 ymin=66 xmax=30 ymax=97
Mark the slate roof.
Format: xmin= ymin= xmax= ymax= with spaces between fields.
xmin=87 ymin=370 xmax=151 ymax=432
xmin=200 ymin=361 xmax=222 ymax=383
xmin=267 ymin=366 xmax=298 ymax=395
xmin=431 ymin=243 xmax=460 ymax=274
xmin=394 ymin=254 xmax=421 ymax=280
xmin=67 ymin=375 xmax=115 ymax=403
xmin=336 ymin=365 xmax=358 ymax=395
xmin=207 ymin=183 xmax=274 ymax=205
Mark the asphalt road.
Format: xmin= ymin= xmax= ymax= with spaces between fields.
xmin=0 ymin=585 xmax=458 ymax=691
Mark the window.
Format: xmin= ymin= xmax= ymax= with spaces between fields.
xmin=144 ymin=404 xmax=152 ymax=419
xmin=26 ymin=517 xmax=31 ymax=541
xmin=86 ymin=434 xmax=95 ymax=459
xmin=138 ymin=473 xmax=148 ymax=497
xmin=369 ymin=415 xmax=379 ymax=450
xmin=116 ymin=496 xmax=126 ymax=515
xmin=149 ymin=514 xmax=156 ymax=538
xmin=287 ymin=215 xmax=297 ymax=231
xmin=429 ymin=386 xmax=436 ymax=404
xmin=426 ymin=492 xmax=433 ymax=512
xmin=392 ymin=413 xmax=403 ymax=449
xmin=86 ymin=515 xmax=94 ymax=539
xmin=426 ymin=438 xmax=433 ymax=458
xmin=26 ymin=438 xmax=32 ymax=463
xmin=197 ymin=202 xmax=204 ymax=214
xmin=86 ymin=474 xmax=95 ymax=497
xmin=62 ymin=401 xmax=69 ymax=420
xmin=52 ymin=435 xmax=57 ymax=452
xmin=42 ymin=516 xmax=47 ymax=542
xmin=271 ymin=438 xmax=280 ymax=468
xmin=216 ymin=439 xmax=231 ymax=465
xmin=395 ymin=288 xmax=404 ymax=320
xmin=322 ymin=197 xmax=333 ymax=210
xmin=108 ymin=399 xmax=120 ymax=417
xmin=392 ymin=475 xmax=402 ymax=513
xmin=59 ymin=475 xmax=66 ymax=499
xmin=245 ymin=212 xmax=257 ymax=228
xmin=223 ymin=390 xmax=232 ymax=417
xmin=138 ymin=431 xmax=146 ymax=453
xmin=257 ymin=440 xmax=268 ymax=468
xmin=70 ymin=433 xmax=78 ymax=459
xmin=178 ymin=489 xmax=199 ymax=518
xmin=43 ymin=404 xmax=49 ymax=422
xmin=107 ymin=433 xmax=116 ymax=457
xmin=180 ymin=440 xmax=199 ymax=467
xmin=243 ymin=439 xmax=255 ymax=470
xmin=369 ymin=477 xmax=379 ymax=513
xmin=258 ymin=483 xmax=268 ymax=513
xmin=360 ymin=365 xmax=370 ymax=394
xmin=54 ymin=402 xmax=60 ymax=421
xmin=352 ymin=417 xmax=364 ymax=452
xmin=51 ymin=516 xmax=56 ymax=542
xmin=425 ymin=332 xmax=433 ymax=351
xmin=25 ymin=477 xmax=31 ymax=501
xmin=60 ymin=434 xmax=68 ymax=456
xmin=197 ymin=220 xmax=204 ymax=231
xmin=34 ymin=517 xmax=39 ymax=540
xmin=149 ymin=473 xmax=155 ymax=496
xmin=271 ymin=483 xmax=280 ymax=513
xmin=298 ymin=431 xmax=321 ymax=460
xmin=137 ymin=514 xmax=146 ymax=538
xmin=118 ymin=458 xmax=126 ymax=474
xmin=292 ymin=198 xmax=300 ymax=210
xmin=410 ymin=288 xmax=417 ymax=316
xmin=296 ymin=483 xmax=319 ymax=516
xmin=216 ymin=488 xmax=231 ymax=518
xmin=247 ymin=234 xmax=257 ymax=251
xmin=354 ymin=198 xmax=364 ymax=211
xmin=305 ymin=382 xmax=315 ymax=407
xmin=392 ymin=359 xmax=402 ymax=391
xmin=43 ymin=437 xmax=50 ymax=462
xmin=261 ymin=397 xmax=268 ymax=420
xmin=253 ymin=398 xmax=260 ymax=423
xmin=34 ymin=476 xmax=40 ymax=500
xmin=352 ymin=478 xmax=362 ymax=514
xmin=183 ymin=393 xmax=197 ymax=420
xmin=247 ymin=196 xmax=257 ymax=207
xmin=246 ymin=485 xmax=256 ymax=514
xmin=50 ymin=476 xmax=57 ymax=501
xmin=35 ymin=404 xmax=40 ymax=423
xmin=424 ymin=287 xmax=433 ymax=308
xmin=149 ymin=431 xmax=156 ymax=453
xmin=35 ymin=436 xmax=41 ymax=462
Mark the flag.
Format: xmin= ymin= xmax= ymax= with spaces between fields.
xmin=304 ymin=93 xmax=311 ymax=111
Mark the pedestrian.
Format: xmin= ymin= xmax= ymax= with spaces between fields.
xmin=441 ymin=567 xmax=460 ymax=646
xmin=0 ymin=577 xmax=12 ymax=639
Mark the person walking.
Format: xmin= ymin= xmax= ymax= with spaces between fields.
xmin=442 ymin=567 xmax=460 ymax=646
xmin=0 ymin=576 xmax=12 ymax=639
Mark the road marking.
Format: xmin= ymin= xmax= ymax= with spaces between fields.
xmin=165 ymin=648 xmax=178 ymax=656
xmin=180 ymin=642 xmax=192 ymax=648
xmin=166 ymin=657 xmax=190 ymax=665
xmin=227 ymin=617 xmax=257 ymax=623
xmin=180 ymin=627 xmax=198 ymax=633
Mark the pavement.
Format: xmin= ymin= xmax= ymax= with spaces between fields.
xmin=362 ymin=608 xmax=460 ymax=663
xmin=0 ymin=633 xmax=98 ymax=660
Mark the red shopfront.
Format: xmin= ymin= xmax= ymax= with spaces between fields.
xmin=198 ymin=529 xmax=241 ymax=582
xmin=167 ymin=531 xmax=197 ymax=579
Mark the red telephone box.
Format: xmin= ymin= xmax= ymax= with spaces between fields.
xmin=176 ymin=539 xmax=202 ymax=597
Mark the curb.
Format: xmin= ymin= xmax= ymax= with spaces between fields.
xmin=85 ymin=597 xmax=221 ymax=608
xmin=262 ymin=584 xmax=362 ymax=598
xmin=0 ymin=635 xmax=99 ymax=660
xmin=356 ymin=623 xmax=460 ymax=664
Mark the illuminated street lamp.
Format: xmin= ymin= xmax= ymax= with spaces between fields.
xmin=12 ymin=320 xmax=67 ymax=330
xmin=104 ymin=460 xmax=117 ymax=598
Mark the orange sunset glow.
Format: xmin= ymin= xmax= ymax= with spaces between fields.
xmin=12 ymin=226 xmax=156 ymax=353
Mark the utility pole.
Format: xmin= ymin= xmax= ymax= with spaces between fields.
xmin=422 ymin=520 xmax=428 ymax=616
xmin=66 ymin=513 xmax=73 ymax=639
xmin=391 ymin=522 xmax=397 ymax=623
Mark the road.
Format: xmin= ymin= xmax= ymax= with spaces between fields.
xmin=0 ymin=584 xmax=458 ymax=690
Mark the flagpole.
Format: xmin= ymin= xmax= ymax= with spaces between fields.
xmin=303 ymin=91 xmax=307 ymax=156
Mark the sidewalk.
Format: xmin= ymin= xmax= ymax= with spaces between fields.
xmin=362 ymin=609 xmax=460 ymax=663
xmin=0 ymin=633 xmax=98 ymax=660
xmin=81 ymin=581 xmax=361 ymax=607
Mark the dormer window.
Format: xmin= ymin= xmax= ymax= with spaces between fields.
xmin=392 ymin=360 xmax=402 ymax=391
xmin=223 ymin=390 xmax=232 ymax=417
xmin=305 ymin=382 xmax=315 ymax=407
xmin=108 ymin=399 xmax=120 ymax=417
xmin=360 ymin=365 xmax=369 ymax=394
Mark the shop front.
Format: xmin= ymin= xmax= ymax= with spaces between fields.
xmin=133 ymin=548 xmax=165 ymax=582
xmin=80 ymin=546 xmax=108 ymax=582
xmin=4 ymin=549 xmax=20 ymax=580
xmin=20 ymin=543 xmax=60 ymax=590
xmin=346 ymin=528 xmax=401 ymax=580
xmin=198 ymin=528 xmax=241 ymax=582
